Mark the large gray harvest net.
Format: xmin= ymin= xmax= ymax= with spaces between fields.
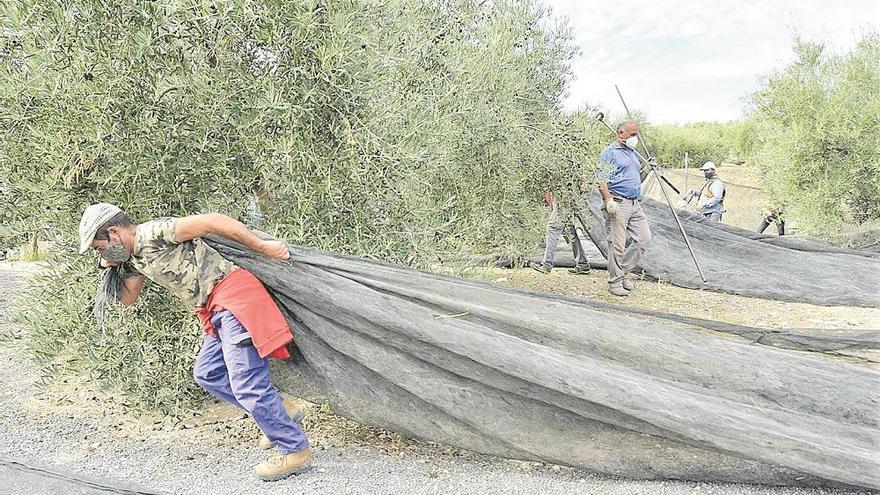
xmin=203 ymin=237 xmax=879 ymax=491
xmin=580 ymin=197 xmax=880 ymax=307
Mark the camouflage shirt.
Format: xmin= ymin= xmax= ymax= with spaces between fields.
xmin=130 ymin=218 xmax=236 ymax=307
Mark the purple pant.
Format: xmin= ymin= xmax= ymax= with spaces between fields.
xmin=193 ymin=310 xmax=308 ymax=454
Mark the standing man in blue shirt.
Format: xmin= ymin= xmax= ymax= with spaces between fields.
xmin=597 ymin=120 xmax=652 ymax=296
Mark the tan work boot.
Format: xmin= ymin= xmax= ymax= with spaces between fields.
xmin=608 ymin=283 xmax=630 ymax=297
xmin=258 ymin=398 xmax=306 ymax=450
xmin=622 ymin=275 xmax=637 ymax=292
xmin=254 ymin=448 xmax=312 ymax=481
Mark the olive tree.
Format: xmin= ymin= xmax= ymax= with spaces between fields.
xmin=1 ymin=0 xmax=599 ymax=412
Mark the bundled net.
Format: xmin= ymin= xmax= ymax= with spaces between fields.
xmin=207 ymin=237 xmax=878 ymax=490
xmin=577 ymin=194 xmax=879 ymax=307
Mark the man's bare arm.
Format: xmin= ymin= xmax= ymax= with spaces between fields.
xmin=597 ymin=182 xmax=612 ymax=201
xmin=98 ymin=258 xmax=145 ymax=306
xmin=173 ymin=213 xmax=289 ymax=260
xmin=120 ymin=275 xmax=145 ymax=306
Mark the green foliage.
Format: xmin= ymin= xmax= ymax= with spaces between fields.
xmin=0 ymin=224 xmax=16 ymax=251
xmin=749 ymin=35 xmax=880 ymax=236
xmin=14 ymin=257 xmax=203 ymax=414
xmin=1 ymin=0 xmax=600 ymax=411
xmin=724 ymin=117 xmax=760 ymax=163
xmin=647 ymin=121 xmax=749 ymax=168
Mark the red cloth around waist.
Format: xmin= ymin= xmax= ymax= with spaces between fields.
xmin=196 ymin=268 xmax=292 ymax=359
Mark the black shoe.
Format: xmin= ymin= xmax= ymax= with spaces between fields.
xmin=567 ymin=265 xmax=591 ymax=274
xmin=529 ymin=261 xmax=550 ymax=274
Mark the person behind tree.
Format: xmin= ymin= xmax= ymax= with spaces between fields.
xmin=758 ymin=204 xmax=786 ymax=235
xmin=529 ymin=188 xmax=591 ymax=275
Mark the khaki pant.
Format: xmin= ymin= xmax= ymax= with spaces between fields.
xmin=605 ymin=198 xmax=651 ymax=286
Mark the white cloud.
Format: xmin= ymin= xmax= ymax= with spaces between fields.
xmin=545 ymin=0 xmax=880 ymax=123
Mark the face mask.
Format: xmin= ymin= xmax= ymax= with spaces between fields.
xmin=703 ymin=171 xmax=713 ymax=178
xmin=625 ymin=135 xmax=639 ymax=149
xmin=101 ymin=235 xmax=131 ymax=262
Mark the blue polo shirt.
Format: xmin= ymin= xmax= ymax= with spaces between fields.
xmin=599 ymin=141 xmax=642 ymax=199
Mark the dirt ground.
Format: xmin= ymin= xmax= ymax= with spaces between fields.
xmin=466 ymin=266 xmax=880 ymax=330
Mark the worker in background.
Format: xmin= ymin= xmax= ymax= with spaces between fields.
xmin=530 ymin=189 xmax=591 ymax=275
xmin=758 ymin=204 xmax=785 ymax=235
xmin=689 ymin=161 xmax=726 ymax=222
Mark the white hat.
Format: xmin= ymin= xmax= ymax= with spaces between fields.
xmin=78 ymin=203 xmax=122 ymax=253
xmin=700 ymin=161 xmax=717 ymax=171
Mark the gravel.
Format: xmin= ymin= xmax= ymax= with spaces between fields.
xmin=0 ymin=263 xmax=867 ymax=495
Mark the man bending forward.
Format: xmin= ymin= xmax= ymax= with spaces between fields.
xmin=79 ymin=203 xmax=311 ymax=481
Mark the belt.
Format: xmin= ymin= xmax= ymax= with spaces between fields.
xmin=612 ymin=196 xmax=639 ymax=203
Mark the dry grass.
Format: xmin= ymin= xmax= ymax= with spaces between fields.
xmin=467 ymin=266 xmax=880 ymax=330
xmin=3 ymin=240 xmax=52 ymax=262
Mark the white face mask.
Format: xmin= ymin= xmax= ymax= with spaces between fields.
xmin=625 ymin=135 xmax=639 ymax=149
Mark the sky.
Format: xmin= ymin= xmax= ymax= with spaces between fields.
xmin=544 ymin=0 xmax=880 ymax=124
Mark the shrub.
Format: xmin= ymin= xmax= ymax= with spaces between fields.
xmin=749 ymin=35 xmax=880 ymax=237
xmin=647 ymin=121 xmax=742 ymax=168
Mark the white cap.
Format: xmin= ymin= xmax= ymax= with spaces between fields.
xmin=78 ymin=203 xmax=122 ymax=253
xmin=700 ymin=161 xmax=717 ymax=171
